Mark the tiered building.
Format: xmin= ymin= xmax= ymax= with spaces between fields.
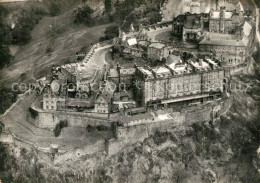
xmin=40 ymin=5 xmax=255 ymax=116
xmin=134 ymin=56 xmax=224 ymax=107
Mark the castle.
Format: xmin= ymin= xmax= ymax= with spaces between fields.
xmin=0 ymin=4 xmax=256 ymax=158
xmin=34 ymin=5 xmax=255 ymax=131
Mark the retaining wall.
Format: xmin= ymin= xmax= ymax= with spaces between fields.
xmin=31 ymin=108 xmax=111 ymax=130
xmin=107 ymin=97 xmax=233 ymax=156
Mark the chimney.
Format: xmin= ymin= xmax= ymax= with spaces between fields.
xmin=117 ymin=63 xmax=121 ymax=84
xmin=199 ymin=59 xmax=203 ymax=66
xmin=147 ymin=66 xmax=157 ymax=78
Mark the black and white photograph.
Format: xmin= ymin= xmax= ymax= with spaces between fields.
xmin=0 ymin=0 xmax=260 ymax=182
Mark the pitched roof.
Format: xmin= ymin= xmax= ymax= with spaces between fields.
xmin=236 ymin=21 xmax=252 ymax=37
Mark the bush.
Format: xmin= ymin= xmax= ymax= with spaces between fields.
xmin=104 ymin=25 xmax=119 ymax=40
xmin=73 ymin=5 xmax=94 ymax=25
xmin=46 ymin=46 xmax=54 ymax=54
xmin=86 ymin=125 xmax=95 ymax=132
xmin=96 ymin=125 xmax=108 ymax=131
xmin=0 ymin=5 xmax=12 ymax=68
xmin=9 ymin=8 xmax=44 ymax=45
xmin=104 ymin=0 xmax=112 ymax=13
xmin=11 ymin=26 xmax=32 ymax=45
xmin=0 ymin=88 xmax=17 ymax=114
xmin=54 ymin=120 xmax=68 ymax=137
xmin=0 ymin=44 xmax=12 ymax=68
xmin=49 ymin=2 xmax=61 ymax=17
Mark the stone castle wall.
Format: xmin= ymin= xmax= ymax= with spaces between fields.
xmin=30 ymin=108 xmax=110 ymax=130
xmin=107 ymin=97 xmax=233 ymax=156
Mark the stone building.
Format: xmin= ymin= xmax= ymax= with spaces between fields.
xmin=94 ymin=81 xmax=116 ymax=114
xmin=209 ymin=7 xmax=244 ymax=34
xmin=199 ymin=21 xmax=254 ymax=68
xmin=172 ymin=13 xmax=209 ymax=42
xmin=42 ymin=85 xmax=66 ymax=111
xmin=107 ymin=64 xmax=136 ymax=91
xmin=147 ymin=42 xmax=169 ymax=61
xmin=134 ymin=56 xmax=224 ymax=107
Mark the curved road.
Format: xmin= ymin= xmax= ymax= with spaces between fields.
xmin=85 ymin=45 xmax=113 ymax=74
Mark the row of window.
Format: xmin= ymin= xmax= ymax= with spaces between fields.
xmin=45 ymin=105 xmax=54 ymax=110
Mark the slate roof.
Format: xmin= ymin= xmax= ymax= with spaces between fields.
xmin=236 ymin=21 xmax=252 ymax=37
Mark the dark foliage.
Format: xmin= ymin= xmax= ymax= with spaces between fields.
xmin=0 ymin=87 xmax=18 ymax=114
xmin=49 ymin=2 xmax=61 ymax=17
xmin=104 ymin=0 xmax=112 ymax=13
xmin=0 ymin=5 xmax=12 ymax=69
xmin=73 ymin=5 xmax=94 ymax=25
xmin=11 ymin=9 xmax=43 ymax=45
xmin=100 ymin=25 xmax=119 ymax=41
xmin=54 ymin=120 xmax=68 ymax=137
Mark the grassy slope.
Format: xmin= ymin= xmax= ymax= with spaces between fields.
xmin=0 ymin=0 xmax=110 ymax=88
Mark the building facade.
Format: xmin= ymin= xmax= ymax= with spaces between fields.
xmin=134 ymin=57 xmax=224 ymax=107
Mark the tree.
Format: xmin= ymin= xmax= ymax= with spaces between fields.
xmin=0 ymin=45 xmax=12 ymax=68
xmin=49 ymin=2 xmax=61 ymax=17
xmin=172 ymin=166 xmax=187 ymax=183
xmin=104 ymin=25 xmax=119 ymax=40
xmin=0 ymin=5 xmax=12 ymax=68
xmin=74 ymin=5 xmax=94 ymax=25
xmin=11 ymin=26 xmax=32 ymax=45
xmin=104 ymin=0 xmax=112 ymax=13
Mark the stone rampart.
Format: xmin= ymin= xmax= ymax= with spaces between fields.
xmin=31 ymin=108 xmax=111 ymax=130
xmin=107 ymin=97 xmax=233 ymax=156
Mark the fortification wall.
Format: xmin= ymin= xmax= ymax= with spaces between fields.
xmin=107 ymin=98 xmax=233 ymax=156
xmin=32 ymin=109 xmax=110 ymax=130
xmin=184 ymin=107 xmax=211 ymax=125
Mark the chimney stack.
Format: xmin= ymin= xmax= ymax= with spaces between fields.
xmin=199 ymin=59 xmax=203 ymax=66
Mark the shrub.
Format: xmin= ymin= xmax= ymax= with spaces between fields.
xmin=104 ymin=25 xmax=119 ymax=40
xmin=49 ymin=2 xmax=61 ymax=17
xmin=73 ymin=5 xmax=94 ymax=25
xmin=54 ymin=120 xmax=68 ymax=137
xmin=46 ymin=46 xmax=54 ymax=54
